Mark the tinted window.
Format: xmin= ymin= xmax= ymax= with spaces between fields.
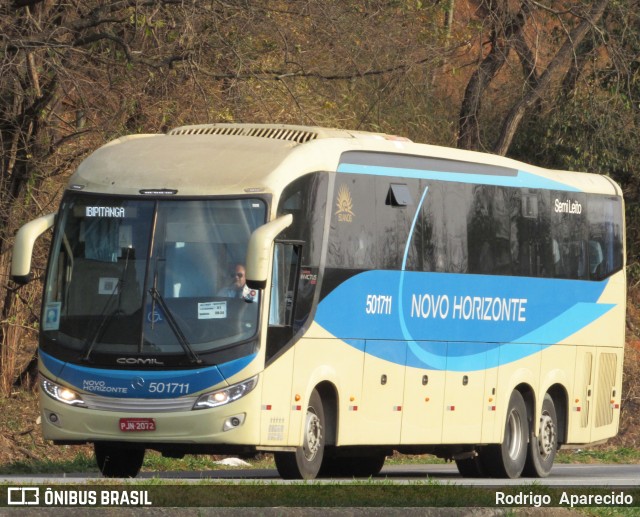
xmin=408 ymin=182 xmax=472 ymax=273
xmin=327 ymin=174 xmax=623 ymax=282
xmin=550 ymin=192 xmax=588 ymax=279
xmin=587 ymin=195 xmax=624 ymax=279
xmin=327 ymin=176 xmax=377 ymax=269
xmin=467 ymin=186 xmax=521 ymax=275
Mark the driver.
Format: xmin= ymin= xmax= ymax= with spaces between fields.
xmin=217 ymin=264 xmax=246 ymax=298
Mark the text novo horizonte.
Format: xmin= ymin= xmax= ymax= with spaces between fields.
xmin=411 ymin=293 xmax=527 ymax=322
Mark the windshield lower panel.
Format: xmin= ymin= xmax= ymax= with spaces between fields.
xmin=42 ymin=194 xmax=266 ymax=365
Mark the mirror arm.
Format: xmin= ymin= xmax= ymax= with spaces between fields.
xmin=245 ymin=214 xmax=293 ymax=289
xmin=11 ymin=213 xmax=57 ymax=284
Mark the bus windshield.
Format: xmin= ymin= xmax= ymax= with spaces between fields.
xmin=42 ymin=194 xmax=266 ymax=361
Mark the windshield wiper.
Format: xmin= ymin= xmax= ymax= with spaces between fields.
xmin=79 ymin=282 xmax=121 ymax=363
xmin=80 ymin=250 xmax=134 ymax=363
xmin=148 ymin=287 xmax=202 ymax=365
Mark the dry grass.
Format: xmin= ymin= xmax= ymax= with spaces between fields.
xmin=0 ymin=389 xmax=91 ymax=467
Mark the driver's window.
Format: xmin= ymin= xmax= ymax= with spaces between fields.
xmin=269 ymin=243 xmax=300 ymax=326
xmin=267 ymin=243 xmax=300 ymax=360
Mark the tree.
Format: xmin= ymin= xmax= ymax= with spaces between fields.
xmin=0 ymin=0 xmax=448 ymax=391
xmin=0 ymin=0 xmax=226 ymax=392
xmin=456 ymin=0 xmax=611 ymax=155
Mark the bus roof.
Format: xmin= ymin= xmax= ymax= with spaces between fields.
xmin=68 ymin=123 xmax=621 ymax=198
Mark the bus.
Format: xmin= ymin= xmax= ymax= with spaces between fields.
xmin=11 ymin=123 xmax=626 ymax=479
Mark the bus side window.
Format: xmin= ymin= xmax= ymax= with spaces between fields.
xmin=550 ymin=192 xmax=588 ymax=280
xmin=587 ymin=195 xmax=624 ymax=280
xmin=266 ymin=243 xmax=301 ymax=360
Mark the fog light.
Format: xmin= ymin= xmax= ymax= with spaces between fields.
xmin=223 ymin=413 xmax=246 ymax=432
xmin=45 ymin=410 xmax=62 ymax=428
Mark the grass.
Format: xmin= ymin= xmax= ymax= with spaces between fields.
xmin=140 ymin=451 xmax=275 ymax=472
xmin=556 ymin=447 xmax=640 ymax=464
xmin=0 ymin=451 xmax=96 ymax=475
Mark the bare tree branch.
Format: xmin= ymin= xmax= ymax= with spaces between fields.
xmin=458 ymin=0 xmax=532 ymax=150
xmin=493 ymin=0 xmax=610 ymax=156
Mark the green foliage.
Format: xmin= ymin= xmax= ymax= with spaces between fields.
xmin=141 ymin=452 xmax=274 ymax=472
xmin=556 ymin=447 xmax=640 ymax=464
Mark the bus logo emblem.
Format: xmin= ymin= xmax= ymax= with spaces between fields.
xmin=335 ymin=184 xmax=355 ymax=223
xmin=131 ymin=377 xmax=145 ymax=390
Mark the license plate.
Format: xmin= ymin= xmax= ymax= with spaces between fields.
xmin=119 ymin=418 xmax=156 ymax=432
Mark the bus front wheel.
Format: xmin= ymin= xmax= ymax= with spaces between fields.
xmin=320 ymin=453 xmax=386 ymax=478
xmin=274 ymin=389 xmax=325 ymax=479
xmin=94 ymin=443 xmax=145 ymax=478
xmin=523 ymin=393 xmax=558 ymax=477
xmin=485 ymin=390 xmax=528 ymax=478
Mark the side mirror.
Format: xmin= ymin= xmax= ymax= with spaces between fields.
xmin=245 ymin=214 xmax=293 ymax=289
xmin=11 ymin=213 xmax=56 ymax=284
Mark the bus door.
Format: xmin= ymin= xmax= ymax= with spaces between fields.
xmin=260 ymin=243 xmax=300 ymax=446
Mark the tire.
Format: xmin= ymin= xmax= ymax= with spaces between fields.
xmin=94 ymin=443 xmax=145 ymax=478
xmin=484 ymin=390 xmax=529 ymax=478
xmin=455 ymin=454 xmax=487 ymax=478
xmin=274 ymin=389 xmax=325 ymax=479
xmin=523 ymin=393 xmax=558 ymax=477
xmin=320 ymin=454 xmax=386 ymax=478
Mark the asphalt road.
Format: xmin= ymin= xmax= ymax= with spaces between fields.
xmin=1 ymin=463 xmax=639 ymax=486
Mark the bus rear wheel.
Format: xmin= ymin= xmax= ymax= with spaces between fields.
xmin=484 ymin=390 xmax=528 ymax=478
xmin=274 ymin=389 xmax=325 ymax=479
xmin=523 ymin=393 xmax=557 ymax=477
xmin=94 ymin=443 xmax=145 ymax=478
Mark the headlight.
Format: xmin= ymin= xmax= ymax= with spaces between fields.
xmin=40 ymin=376 xmax=86 ymax=407
xmin=193 ymin=375 xmax=258 ymax=410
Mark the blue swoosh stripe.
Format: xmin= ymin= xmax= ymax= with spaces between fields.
xmin=337 ymin=163 xmax=581 ymax=192
xmin=41 ymin=351 xmax=256 ymax=399
xmin=316 ymin=270 xmax=613 ymax=371
xmin=512 ymin=302 xmax=614 ymax=344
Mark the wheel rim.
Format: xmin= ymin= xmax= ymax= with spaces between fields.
xmin=506 ymin=408 xmax=523 ymax=460
xmin=303 ymin=408 xmax=322 ymax=462
xmin=538 ymin=412 xmax=556 ymax=458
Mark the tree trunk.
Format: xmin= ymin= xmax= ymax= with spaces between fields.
xmin=493 ymin=0 xmax=610 ymax=156
xmin=457 ymin=1 xmax=530 ymax=151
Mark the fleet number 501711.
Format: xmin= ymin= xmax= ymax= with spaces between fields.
xmin=148 ymin=382 xmax=190 ymax=394
xmin=365 ymin=294 xmax=393 ymax=315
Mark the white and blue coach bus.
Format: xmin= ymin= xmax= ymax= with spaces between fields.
xmin=11 ymin=124 xmax=625 ymax=479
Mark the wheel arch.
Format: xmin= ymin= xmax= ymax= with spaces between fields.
xmin=546 ymin=383 xmax=568 ymax=445
xmin=515 ymin=382 xmax=536 ymax=427
xmin=314 ymin=380 xmax=338 ymax=446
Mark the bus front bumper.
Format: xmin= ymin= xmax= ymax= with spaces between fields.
xmin=39 ymin=390 xmax=261 ymax=446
